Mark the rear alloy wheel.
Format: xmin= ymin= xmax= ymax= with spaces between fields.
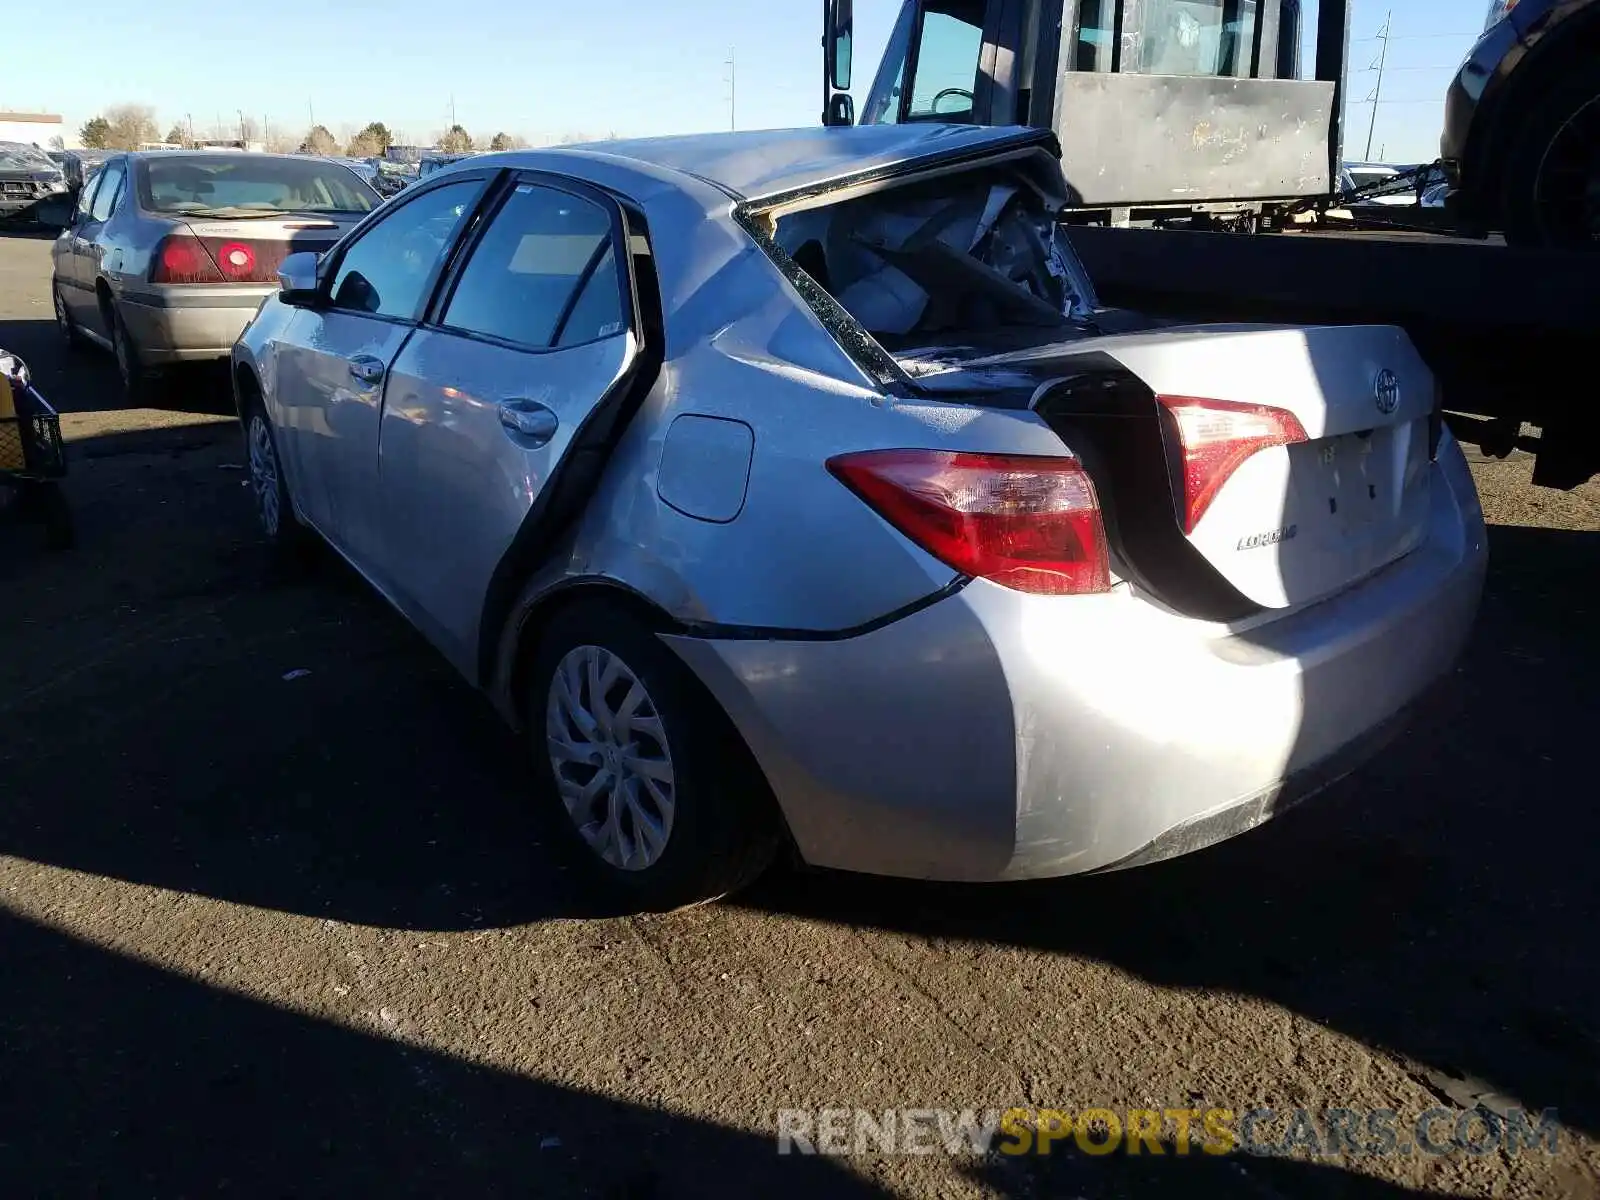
xmin=528 ymin=602 xmax=779 ymax=911
xmin=548 ymin=645 xmax=677 ymax=872
xmin=110 ymin=309 xmax=156 ymax=404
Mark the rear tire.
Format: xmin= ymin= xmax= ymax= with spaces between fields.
xmin=110 ymin=306 xmax=161 ymax=405
xmin=526 ymin=601 xmax=779 ymax=912
xmin=1501 ymin=73 xmax=1600 ymax=249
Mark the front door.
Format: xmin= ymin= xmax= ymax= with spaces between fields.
xmin=375 ymin=176 xmax=641 ymax=674
xmin=271 ymin=176 xmax=487 ymax=560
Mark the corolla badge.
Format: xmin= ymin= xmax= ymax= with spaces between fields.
xmin=1373 ymin=368 xmax=1401 ymax=415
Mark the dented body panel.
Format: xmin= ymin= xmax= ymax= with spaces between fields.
xmin=236 ymin=124 xmax=1486 ymax=883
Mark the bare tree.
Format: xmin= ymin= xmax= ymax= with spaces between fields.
xmin=435 ymin=124 xmax=473 ymax=153
xmin=48 ymin=134 xmax=66 ymax=151
xmin=264 ymin=125 xmax=298 ymax=154
xmin=99 ymin=104 xmax=160 ymax=150
xmin=300 ymin=125 xmax=339 ymax=156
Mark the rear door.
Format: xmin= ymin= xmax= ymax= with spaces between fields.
xmin=374 ymin=174 xmax=643 ymax=672
xmin=69 ymin=158 xmax=125 ymax=333
xmin=272 ymin=174 xmax=490 ymax=555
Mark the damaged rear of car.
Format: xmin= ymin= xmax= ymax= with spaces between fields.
xmin=234 ymin=125 xmax=1486 ymax=911
xmin=657 ymin=127 xmax=1487 ymax=886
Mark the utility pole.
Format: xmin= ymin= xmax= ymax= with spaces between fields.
xmin=1363 ymin=11 xmax=1391 ymax=161
xmin=724 ymin=48 xmax=736 ymax=131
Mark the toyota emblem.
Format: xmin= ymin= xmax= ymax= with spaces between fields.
xmin=1373 ymin=369 xmax=1401 ymax=415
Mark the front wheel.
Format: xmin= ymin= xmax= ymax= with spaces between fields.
xmin=52 ymin=283 xmax=82 ymax=351
xmin=244 ymin=402 xmax=309 ymax=566
xmin=527 ymin=601 xmax=779 ymax=911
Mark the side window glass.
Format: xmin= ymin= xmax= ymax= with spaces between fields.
xmin=329 ymin=180 xmax=480 ymax=319
xmin=89 ymin=165 xmax=124 ymax=221
xmin=907 ymin=2 xmax=986 ymax=121
xmin=443 ymin=183 xmax=620 ymax=348
xmin=77 ymin=171 xmax=101 ymax=217
xmin=554 ymin=245 xmax=623 ymax=346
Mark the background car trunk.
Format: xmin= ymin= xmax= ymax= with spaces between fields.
xmin=173 ymin=217 xmax=352 ymax=283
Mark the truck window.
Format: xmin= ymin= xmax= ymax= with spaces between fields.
xmin=1127 ymin=0 xmax=1260 ymax=78
xmin=907 ymin=3 xmax=986 ymax=120
xmin=860 ymin=0 xmax=986 ymax=125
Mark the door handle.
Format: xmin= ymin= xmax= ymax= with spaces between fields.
xmin=497 ymin=399 xmax=559 ymax=447
xmin=348 ymin=355 xmax=385 ymax=385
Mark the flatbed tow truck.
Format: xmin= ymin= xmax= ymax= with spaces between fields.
xmin=820 ymin=0 xmax=1599 ymax=487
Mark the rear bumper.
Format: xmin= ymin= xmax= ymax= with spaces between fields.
xmin=666 ymin=439 xmax=1487 ymax=882
xmin=118 ymin=288 xmax=273 ymax=364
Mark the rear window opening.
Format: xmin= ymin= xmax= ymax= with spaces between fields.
xmin=763 ymin=163 xmax=1102 ymax=366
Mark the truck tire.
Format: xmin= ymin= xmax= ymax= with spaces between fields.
xmin=1501 ymin=70 xmax=1600 ymax=249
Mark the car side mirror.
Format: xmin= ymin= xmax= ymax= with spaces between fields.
xmin=277 ymin=251 xmax=320 ymax=307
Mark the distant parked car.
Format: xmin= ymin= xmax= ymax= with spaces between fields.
xmin=51 ymin=151 xmax=381 ymax=401
xmin=233 ymin=125 xmax=1486 ymax=912
xmin=0 ymin=141 xmax=69 ymax=223
xmin=1340 ymin=163 xmax=1421 ymax=207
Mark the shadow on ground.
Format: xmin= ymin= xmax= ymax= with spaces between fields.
xmin=3 ymin=907 xmax=1483 ymax=1197
xmin=0 ymin=315 xmax=234 ymax=417
xmin=1 ymin=411 xmax=1593 ymax=1194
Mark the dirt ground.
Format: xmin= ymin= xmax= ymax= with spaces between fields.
xmin=2 ymin=231 xmax=1598 ymax=1198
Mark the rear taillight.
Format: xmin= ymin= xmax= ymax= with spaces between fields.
xmin=151 ymin=234 xmax=330 ymax=285
xmin=150 ymin=235 xmax=224 ymax=284
xmin=826 ymin=449 xmax=1111 ymax=596
xmin=1156 ymin=396 xmax=1308 ymax=534
xmin=214 ymin=240 xmax=257 ymax=281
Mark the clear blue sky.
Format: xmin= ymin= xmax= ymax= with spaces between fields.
xmin=6 ymin=0 xmax=1482 ymax=162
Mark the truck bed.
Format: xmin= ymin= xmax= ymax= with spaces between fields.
xmin=1068 ymin=226 xmax=1598 ymax=487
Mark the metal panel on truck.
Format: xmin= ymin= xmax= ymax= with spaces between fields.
xmin=1053 ymin=74 xmax=1335 ymax=206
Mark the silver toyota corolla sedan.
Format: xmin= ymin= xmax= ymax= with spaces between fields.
xmin=232 ymin=125 xmax=1487 ymax=911
xmin=51 ymin=151 xmax=381 ymax=401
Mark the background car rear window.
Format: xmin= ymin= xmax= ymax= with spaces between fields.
xmin=137 ymin=155 xmax=378 ymax=216
xmin=328 ymin=181 xmax=480 ymax=320
xmin=442 ymin=183 xmax=623 ymax=349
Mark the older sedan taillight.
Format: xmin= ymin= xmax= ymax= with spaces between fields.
xmin=149 ymin=235 xmax=226 ymax=284
xmin=827 ymin=449 xmax=1111 ymax=595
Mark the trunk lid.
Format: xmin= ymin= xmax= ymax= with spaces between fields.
xmin=1104 ymin=324 xmax=1435 ymax=609
xmin=172 ymin=216 xmax=352 ymax=284
xmin=898 ymin=322 xmax=1438 ymax=615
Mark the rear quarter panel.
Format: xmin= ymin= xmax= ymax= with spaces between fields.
xmin=498 ymin=177 xmax=1074 ymax=638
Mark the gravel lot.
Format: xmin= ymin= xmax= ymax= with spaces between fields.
xmin=2 ymin=232 xmax=1598 ymax=1198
